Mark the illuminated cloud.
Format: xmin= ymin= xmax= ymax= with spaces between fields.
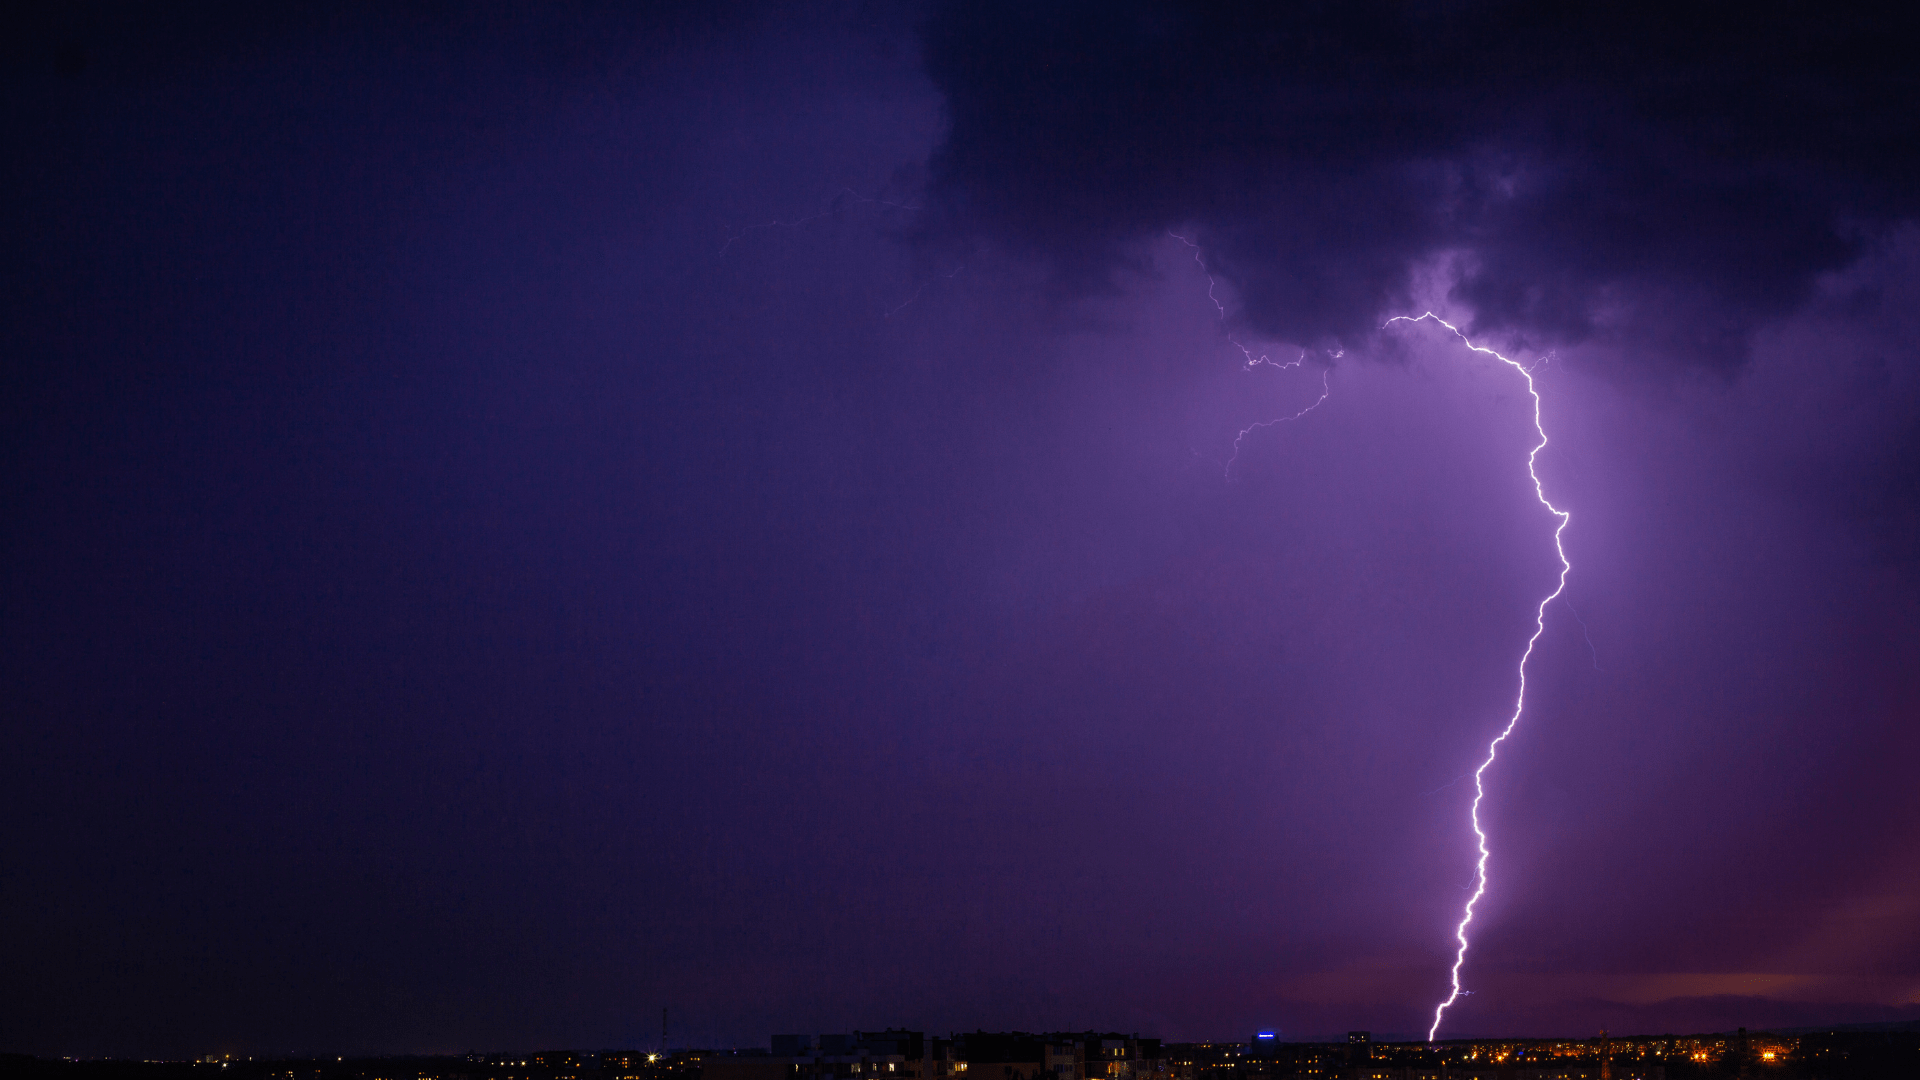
xmin=919 ymin=1 xmax=1918 ymax=369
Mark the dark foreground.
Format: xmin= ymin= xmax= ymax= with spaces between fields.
xmin=5 ymin=1026 xmax=1917 ymax=1080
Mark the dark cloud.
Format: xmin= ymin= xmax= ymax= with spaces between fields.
xmin=919 ymin=1 xmax=1918 ymax=368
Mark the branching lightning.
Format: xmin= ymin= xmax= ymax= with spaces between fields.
xmin=736 ymin=209 xmax=1569 ymax=1037
xmin=1564 ymin=595 xmax=1604 ymax=672
xmin=1227 ymin=370 xmax=1331 ymax=476
xmin=884 ymin=264 xmax=965 ymax=319
xmin=1169 ymin=231 xmax=1228 ymax=319
xmin=1383 ymin=313 xmax=1572 ymax=1043
xmin=731 ymin=216 xmax=1568 ymax=1036
xmin=1166 ymin=242 xmax=1571 ymax=1031
xmin=1169 ymin=232 xmax=1333 ymax=474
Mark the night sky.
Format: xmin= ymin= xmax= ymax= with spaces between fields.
xmin=5 ymin=0 xmax=1919 ymax=1058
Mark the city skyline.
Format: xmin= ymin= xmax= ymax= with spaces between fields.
xmin=10 ymin=1024 xmax=1918 ymax=1079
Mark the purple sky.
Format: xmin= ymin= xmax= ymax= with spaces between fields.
xmin=4 ymin=1 xmax=1918 ymax=1057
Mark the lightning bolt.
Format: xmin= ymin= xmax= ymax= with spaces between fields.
xmin=884 ymin=264 xmax=966 ymax=319
xmin=1168 ymin=230 xmax=1229 ymax=319
xmin=1168 ymin=232 xmax=1332 ymax=474
xmin=1383 ymin=313 xmax=1572 ymax=1043
xmin=1226 ymin=369 xmax=1331 ymax=477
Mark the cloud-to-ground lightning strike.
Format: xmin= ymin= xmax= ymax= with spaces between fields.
xmin=1383 ymin=313 xmax=1573 ymax=1043
xmin=1169 ymin=241 xmax=1571 ymax=1031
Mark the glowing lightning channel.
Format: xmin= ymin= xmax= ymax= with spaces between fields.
xmin=1168 ymin=231 xmax=1228 ymax=319
xmin=1168 ymin=232 xmax=1332 ymax=474
xmin=1226 ymin=369 xmax=1331 ymax=477
xmin=1383 ymin=313 xmax=1572 ymax=1043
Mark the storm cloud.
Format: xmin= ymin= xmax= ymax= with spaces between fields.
xmin=919 ymin=1 xmax=1918 ymax=369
